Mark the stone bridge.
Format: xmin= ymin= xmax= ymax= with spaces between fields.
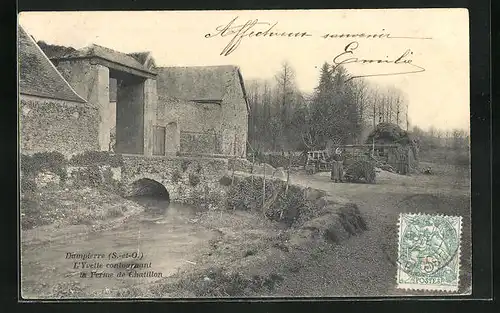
xmin=116 ymin=154 xmax=231 ymax=207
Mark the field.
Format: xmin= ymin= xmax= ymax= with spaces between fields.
xmin=20 ymin=160 xmax=471 ymax=298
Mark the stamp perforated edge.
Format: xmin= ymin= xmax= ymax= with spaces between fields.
xmin=395 ymin=212 xmax=463 ymax=292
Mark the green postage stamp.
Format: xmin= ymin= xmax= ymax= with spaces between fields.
xmin=397 ymin=213 xmax=462 ymax=292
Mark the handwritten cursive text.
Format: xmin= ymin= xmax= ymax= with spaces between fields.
xmin=332 ymin=41 xmax=425 ymax=80
xmin=205 ymin=17 xmax=312 ymax=56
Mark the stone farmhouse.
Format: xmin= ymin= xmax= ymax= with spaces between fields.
xmin=19 ymin=25 xmax=249 ymax=158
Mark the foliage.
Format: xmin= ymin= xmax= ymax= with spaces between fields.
xmin=101 ymin=167 xmax=121 ymax=192
xmin=226 ymin=176 xmax=309 ymax=226
xmin=21 ymin=152 xmax=67 ymax=181
xmin=307 ymin=64 xmax=363 ymax=147
xmin=73 ymin=165 xmax=102 ymax=187
xmin=246 ymin=62 xmax=308 ymax=151
xmin=246 ymin=62 xmax=407 ymax=153
xmin=344 ymin=159 xmax=376 ymax=183
xmin=69 ymin=151 xmax=123 ymax=167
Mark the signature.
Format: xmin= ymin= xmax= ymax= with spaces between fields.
xmin=333 ymin=41 xmax=425 ymax=81
xmin=205 ymin=16 xmax=312 ymax=56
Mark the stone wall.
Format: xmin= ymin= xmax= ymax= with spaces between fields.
xmin=180 ymin=131 xmax=221 ymax=154
xmin=121 ymin=155 xmax=229 ymax=208
xmin=20 ymin=95 xmax=100 ymax=157
xmin=220 ymin=69 xmax=248 ymax=157
xmin=143 ymin=78 xmax=158 ymax=156
xmin=55 ymin=60 xmax=111 ymax=151
xmin=157 ymin=97 xmax=223 ymax=154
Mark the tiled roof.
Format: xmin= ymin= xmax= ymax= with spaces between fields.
xmin=157 ymin=65 xmax=238 ymax=101
xmin=18 ymin=26 xmax=86 ymax=103
xmin=52 ymin=44 xmax=155 ymax=74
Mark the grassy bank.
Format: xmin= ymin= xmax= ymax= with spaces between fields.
xmin=21 ymin=187 xmax=145 ymax=247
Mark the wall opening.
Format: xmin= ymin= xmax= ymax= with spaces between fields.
xmin=112 ymin=69 xmax=146 ymax=155
xmin=153 ymin=126 xmax=166 ymax=156
xmin=128 ymin=178 xmax=170 ymax=214
xmin=165 ymin=122 xmax=180 ymax=154
xmin=129 ymin=178 xmax=170 ymax=200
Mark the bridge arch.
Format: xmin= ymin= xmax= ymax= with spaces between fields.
xmin=127 ymin=177 xmax=170 ymax=201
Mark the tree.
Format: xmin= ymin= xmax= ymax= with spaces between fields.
xmin=274 ymin=61 xmax=296 ymax=129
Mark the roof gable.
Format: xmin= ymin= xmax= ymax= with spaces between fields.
xmin=18 ymin=26 xmax=86 ymax=103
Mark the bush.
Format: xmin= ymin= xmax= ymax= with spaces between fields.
xmin=69 ymin=151 xmax=123 ymax=167
xmin=101 ymin=167 xmax=121 ymax=192
xmin=21 ymin=152 xmax=67 ymax=181
xmin=20 ymin=194 xmax=56 ymax=230
xmin=73 ymin=165 xmax=102 ymax=187
xmin=226 ymin=177 xmax=309 ymax=226
xmin=344 ymin=160 xmax=376 ymax=183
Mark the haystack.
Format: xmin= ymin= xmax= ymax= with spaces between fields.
xmin=366 ymin=123 xmax=419 ymax=174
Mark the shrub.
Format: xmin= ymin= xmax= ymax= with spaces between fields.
xmin=21 ymin=152 xmax=67 ymax=181
xmin=69 ymin=151 xmax=123 ymax=167
xmin=20 ymin=194 xmax=55 ymax=230
xmin=344 ymin=160 xmax=376 ymax=183
xmin=101 ymin=167 xmax=121 ymax=193
xmin=73 ymin=165 xmax=102 ymax=187
xmin=226 ymin=176 xmax=308 ymax=226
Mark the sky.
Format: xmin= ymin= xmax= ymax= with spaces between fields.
xmin=19 ymin=9 xmax=470 ymax=132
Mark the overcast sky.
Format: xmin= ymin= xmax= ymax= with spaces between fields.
xmin=19 ymin=9 xmax=469 ymax=132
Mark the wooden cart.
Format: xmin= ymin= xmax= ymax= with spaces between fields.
xmin=305 ymin=150 xmax=330 ymax=174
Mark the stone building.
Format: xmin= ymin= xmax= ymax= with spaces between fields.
xmin=156 ymin=66 xmax=249 ymax=157
xmin=19 ymin=25 xmax=250 ymax=158
xmin=18 ymin=26 xmax=100 ymax=157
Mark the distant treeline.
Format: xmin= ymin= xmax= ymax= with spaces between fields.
xmin=246 ymin=62 xmax=411 ymax=153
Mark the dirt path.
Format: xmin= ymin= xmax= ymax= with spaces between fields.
xmin=269 ymin=167 xmax=471 ymax=296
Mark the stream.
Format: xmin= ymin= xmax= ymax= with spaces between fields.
xmin=21 ymin=196 xmax=219 ymax=298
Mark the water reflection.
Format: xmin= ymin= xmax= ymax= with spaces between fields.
xmin=128 ymin=195 xmax=205 ymax=222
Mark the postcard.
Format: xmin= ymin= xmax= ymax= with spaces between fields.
xmin=18 ymin=9 xmax=471 ymax=298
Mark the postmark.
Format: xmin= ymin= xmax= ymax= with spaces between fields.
xmin=396 ymin=213 xmax=462 ymax=291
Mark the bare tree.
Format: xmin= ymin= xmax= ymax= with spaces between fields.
xmin=275 ymin=61 xmax=296 ymax=125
